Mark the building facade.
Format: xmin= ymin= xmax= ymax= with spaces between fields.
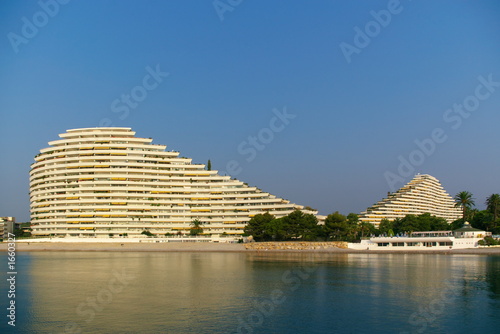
xmin=359 ymin=174 xmax=461 ymax=227
xmin=29 ymin=127 xmax=320 ymax=240
xmin=349 ymin=222 xmax=491 ymax=250
xmin=1 ymin=217 xmax=15 ymax=240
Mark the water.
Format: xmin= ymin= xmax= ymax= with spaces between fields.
xmin=1 ymin=252 xmax=500 ymax=333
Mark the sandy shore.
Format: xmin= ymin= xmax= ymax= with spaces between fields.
xmin=2 ymin=241 xmax=500 ymax=254
xmin=0 ymin=241 xmax=246 ymax=252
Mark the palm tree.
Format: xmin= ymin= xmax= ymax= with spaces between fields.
xmin=486 ymin=194 xmax=500 ymax=221
xmin=454 ymin=191 xmax=475 ymax=221
xmin=190 ymin=219 xmax=204 ymax=236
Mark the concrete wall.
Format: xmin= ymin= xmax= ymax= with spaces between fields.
xmin=245 ymin=241 xmax=348 ymax=250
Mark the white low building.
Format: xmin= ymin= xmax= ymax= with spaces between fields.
xmin=349 ymin=222 xmax=491 ymax=250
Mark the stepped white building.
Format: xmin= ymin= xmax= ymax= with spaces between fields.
xmin=359 ymin=174 xmax=461 ymax=227
xmin=29 ymin=127 xmax=319 ymax=240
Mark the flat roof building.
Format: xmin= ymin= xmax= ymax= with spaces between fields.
xmin=29 ymin=128 xmax=321 ymax=240
xmin=349 ymin=222 xmax=491 ymax=250
xmin=359 ymin=174 xmax=461 ymax=227
xmin=1 ymin=217 xmax=15 ymax=240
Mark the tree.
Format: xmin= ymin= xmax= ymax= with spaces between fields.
xmin=346 ymin=213 xmax=360 ymax=241
xmin=207 ymin=159 xmax=212 ymax=171
xmin=450 ymin=219 xmax=464 ymax=230
xmin=265 ymin=217 xmax=287 ymax=241
xmin=386 ymin=214 xmax=450 ymax=234
xmin=323 ymin=211 xmax=348 ymax=240
xmin=454 ymin=191 xmax=475 ymax=221
xmin=358 ymin=222 xmax=375 ymax=239
xmin=486 ymin=194 xmax=500 ymax=222
xmin=244 ymin=212 xmax=275 ymax=241
xmin=378 ymin=219 xmax=393 ymax=235
xmin=141 ymin=230 xmax=154 ymax=237
xmin=427 ymin=214 xmax=450 ymax=231
xmin=398 ymin=215 xmax=421 ymax=233
xmin=190 ymin=219 xmax=204 ymax=236
xmin=280 ymin=209 xmax=319 ymax=241
xmin=471 ymin=210 xmax=494 ymax=232
xmin=244 ymin=210 xmax=320 ymax=241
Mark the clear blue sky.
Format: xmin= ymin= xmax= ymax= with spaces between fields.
xmin=1 ymin=0 xmax=500 ymax=222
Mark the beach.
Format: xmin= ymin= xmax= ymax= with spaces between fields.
xmin=2 ymin=240 xmax=500 ymax=254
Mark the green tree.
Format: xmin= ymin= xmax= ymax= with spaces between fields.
xmin=266 ymin=217 xmax=287 ymax=241
xmin=207 ymin=159 xmax=212 ymax=171
xmin=478 ymin=236 xmax=499 ymax=246
xmin=244 ymin=212 xmax=275 ymax=241
xmin=454 ymin=191 xmax=475 ymax=221
xmin=378 ymin=219 xmax=393 ymax=235
xmin=427 ymin=214 xmax=450 ymax=231
xmin=358 ymin=222 xmax=375 ymax=239
xmin=324 ymin=211 xmax=348 ymax=240
xmin=471 ymin=210 xmax=494 ymax=231
xmin=190 ymin=219 xmax=204 ymax=236
xmin=398 ymin=215 xmax=421 ymax=233
xmin=345 ymin=213 xmax=360 ymax=241
xmin=293 ymin=210 xmax=320 ymax=240
xmin=450 ymin=219 xmax=464 ymax=230
xmin=394 ymin=213 xmax=450 ymax=233
xmin=486 ymin=194 xmax=500 ymax=222
xmin=346 ymin=213 xmax=359 ymax=224
xmin=279 ymin=209 xmax=320 ymax=240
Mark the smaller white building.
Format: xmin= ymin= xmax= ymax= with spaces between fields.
xmin=349 ymin=222 xmax=491 ymax=250
xmin=1 ymin=217 xmax=15 ymax=240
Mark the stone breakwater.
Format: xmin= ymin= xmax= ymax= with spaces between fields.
xmin=244 ymin=241 xmax=348 ymax=251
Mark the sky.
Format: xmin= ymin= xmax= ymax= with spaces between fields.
xmin=1 ymin=0 xmax=500 ymax=222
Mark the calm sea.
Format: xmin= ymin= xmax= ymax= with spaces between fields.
xmin=1 ymin=251 xmax=499 ymax=334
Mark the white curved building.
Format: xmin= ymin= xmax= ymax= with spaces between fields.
xmin=29 ymin=127 xmax=319 ymax=240
xmin=359 ymin=174 xmax=461 ymax=227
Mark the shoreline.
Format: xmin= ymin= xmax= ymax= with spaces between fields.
xmin=2 ymin=242 xmax=500 ymax=254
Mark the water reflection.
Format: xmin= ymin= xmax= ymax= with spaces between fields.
xmin=1 ymin=252 xmax=499 ymax=333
